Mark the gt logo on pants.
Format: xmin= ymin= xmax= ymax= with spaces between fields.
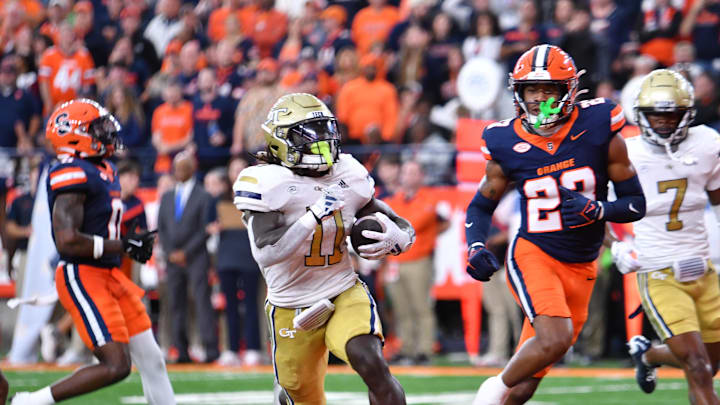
xmin=279 ymin=328 xmax=297 ymax=338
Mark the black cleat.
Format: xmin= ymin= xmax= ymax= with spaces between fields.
xmin=627 ymin=335 xmax=657 ymax=394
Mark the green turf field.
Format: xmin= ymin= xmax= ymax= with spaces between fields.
xmin=3 ymin=369 xmax=704 ymax=404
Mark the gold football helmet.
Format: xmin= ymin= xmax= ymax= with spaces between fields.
xmin=634 ymin=69 xmax=696 ymax=149
xmin=261 ymin=93 xmax=339 ymax=174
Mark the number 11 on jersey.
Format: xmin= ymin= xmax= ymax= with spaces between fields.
xmin=305 ymin=211 xmax=345 ymax=266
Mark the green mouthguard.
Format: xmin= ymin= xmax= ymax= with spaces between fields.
xmin=534 ymin=97 xmax=562 ymax=129
xmin=310 ymin=141 xmax=334 ymax=167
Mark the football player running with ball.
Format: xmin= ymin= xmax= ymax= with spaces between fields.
xmin=12 ymin=99 xmax=175 ymax=404
xmin=465 ymin=45 xmax=646 ymax=405
xmin=233 ymin=93 xmax=414 ymax=405
xmin=612 ymin=69 xmax=720 ymax=405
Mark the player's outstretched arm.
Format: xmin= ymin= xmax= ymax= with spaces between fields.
xmin=465 ymin=160 xmax=508 ymax=281
xmin=52 ymin=192 xmax=124 ymax=258
xmin=605 ymin=134 xmax=646 ymax=223
xmin=245 ymin=210 xmax=318 ymax=268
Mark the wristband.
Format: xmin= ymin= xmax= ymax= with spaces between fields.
xmin=93 ymin=235 xmax=104 ymax=259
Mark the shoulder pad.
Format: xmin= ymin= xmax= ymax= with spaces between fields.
xmin=335 ymin=154 xmax=375 ymax=202
xmin=233 ymin=164 xmax=293 ymax=212
xmin=48 ymin=160 xmax=89 ymax=193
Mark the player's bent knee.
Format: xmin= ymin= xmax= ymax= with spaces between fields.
xmin=107 ymin=362 xmax=132 ymax=384
xmin=536 ymin=331 xmax=573 ymax=359
xmin=346 ymin=335 xmax=388 ymax=377
xmin=684 ymin=354 xmax=714 ymax=383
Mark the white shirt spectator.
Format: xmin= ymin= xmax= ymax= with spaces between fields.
xmin=144 ymin=15 xmax=183 ymax=57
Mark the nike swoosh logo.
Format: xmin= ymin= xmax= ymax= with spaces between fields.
xmin=465 ymin=222 xmax=473 ymax=228
xmin=129 ymin=240 xmax=143 ymax=247
xmin=629 ymin=203 xmax=639 ymax=213
xmin=570 ymin=130 xmax=587 ymax=141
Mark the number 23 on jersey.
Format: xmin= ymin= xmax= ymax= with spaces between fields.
xmin=524 ymin=166 xmax=597 ymax=232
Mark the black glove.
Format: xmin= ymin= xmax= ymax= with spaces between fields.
xmin=466 ymin=243 xmax=500 ymax=282
xmin=122 ymin=220 xmax=156 ymax=263
xmin=559 ymin=186 xmax=603 ymax=228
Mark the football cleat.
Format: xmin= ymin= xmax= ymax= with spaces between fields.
xmin=627 ymin=335 xmax=657 ymax=394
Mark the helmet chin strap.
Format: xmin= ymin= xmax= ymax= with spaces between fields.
xmin=309 ymin=141 xmax=334 ymax=167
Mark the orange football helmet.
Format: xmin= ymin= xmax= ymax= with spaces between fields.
xmin=46 ymin=98 xmax=122 ymax=158
xmin=509 ymin=44 xmax=583 ymax=129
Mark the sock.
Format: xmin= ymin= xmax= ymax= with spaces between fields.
xmin=473 ymin=374 xmax=510 ymax=405
xmin=129 ymin=329 xmax=176 ymax=405
xmin=29 ymin=386 xmax=55 ymax=404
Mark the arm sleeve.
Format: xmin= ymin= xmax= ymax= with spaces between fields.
xmin=465 ymin=189 xmax=499 ymax=248
xmin=602 ymin=175 xmax=646 ymax=223
xmin=247 ymin=211 xmax=317 ymax=268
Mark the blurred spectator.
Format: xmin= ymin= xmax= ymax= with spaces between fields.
xmin=619 ymin=53 xmax=658 ymax=123
xmin=207 ymin=0 xmax=245 ymax=43
xmin=636 ymin=0 xmax=681 ymax=68
xmin=142 ymin=40 xmax=183 ymax=113
xmin=178 ymin=40 xmax=204 ymax=98
xmin=336 ymin=53 xmax=399 ymax=144
xmin=594 ymin=79 xmax=618 ymax=102
xmin=73 ymin=1 xmax=111 ymax=67
xmin=106 ymin=36 xmax=152 ymax=95
xmin=157 ymin=151 xmax=218 ymax=363
xmin=5 ymin=159 xmax=37 ymax=289
xmin=317 ymin=5 xmax=354 ymax=74
xmin=151 ymin=80 xmax=193 ymax=173
xmin=588 ymin=0 xmax=642 ymax=81
xmin=175 ymin=4 xmax=210 ymax=47
xmin=38 ymin=22 xmax=95 ymax=115
xmin=462 ymin=10 xmax=502 ymax=61
xmin=422 ymin=12 xmax=462 ymax=106
xmin=670 ymin=41 xmax=704 ymax=82
xmin=213 ymin=158 xmax=262 ymax=366
xmin=193 ymin=68 xmax=238 ymax=172
xmin=99 ymin=0 xmax=123 ymax=46
xmin=394 ymin=24 xmax=429 ymax=89
xmin=246 ymin=0 xmax=288 ymax=58
xmin=387 ymin=0 xmax=435 ymax=53
xmin=0 ymin=56 xmax=40 ymax=152
xmin=0 ymin=1 xmax=32 ymax=52
xmin=106 ymin=85 xmax=146 ymax=150
xmin=118 ymin=159 xmax=148 ymax=280
xmin=351 ymin=0 xmax=400 ymax=55
xmin=214 ymin=39 xmax=251 ymax=100
xmin=402 ymin=118 xmax=455 ymax=185
xmin=230 ymin=58 xmax=283 ymax=156
xmin=692 ymin=71 xmax=720 ymax=127
xmin=120 ymin=5 xmax=161 ymax=73
xmin=500 ymin=0 xmax=543 ymax=73
xmin=559 ymin=5 xmax=599 ymax=94
xmin=38 ymin=0 xmax=69 ymax=45
xmin=384 ymin=160 xmax=449 ymax=365
xmin=332 ymin=45 xmax=360 ymax=88
xmin=373 ymin=153 xmax=401 ymax=199
xmin=276 ymin=18 xmax=306 ymax=64
xmin=144 ymin=0 xmax=184 ymax=57
xmin=680 ymin=0 xmax=720 ymax=70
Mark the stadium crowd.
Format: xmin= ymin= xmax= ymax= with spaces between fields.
xmin=0 ymin=0 xmax=719 ymax=369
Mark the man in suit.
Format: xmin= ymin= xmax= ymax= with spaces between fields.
xmin=158 ymin=151 xmax=219 ymax=363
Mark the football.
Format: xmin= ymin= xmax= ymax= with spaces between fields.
xmin=350 ymin=215 xmax=383 ymax=253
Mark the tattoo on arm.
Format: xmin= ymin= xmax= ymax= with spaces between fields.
xmin=479 ymin=160 xmax=509 ymax=201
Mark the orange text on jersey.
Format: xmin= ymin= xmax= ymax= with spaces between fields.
xmin=536 ymin=158 xmax=575 ymax=176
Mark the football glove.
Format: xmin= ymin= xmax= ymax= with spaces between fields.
xmin=466 ymin=242 xmax=500 ymax=281
xmin=308 ymin=184 xmax=345 ymax=222
xmin=122 ymin=220 xmax=156 ymax=264
xmin=611 ymin=241 xmax=642 ymax=274
xmin=559 ymin=186 xmax=603 ymax=228
xmin=357 ymin=212 xmax=413 ymax=260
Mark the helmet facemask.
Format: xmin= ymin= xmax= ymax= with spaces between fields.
xmin=275 ymin=117 xmax=340 ymax=174
xmin=86 ymin=114 xmax=123 ymax=156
